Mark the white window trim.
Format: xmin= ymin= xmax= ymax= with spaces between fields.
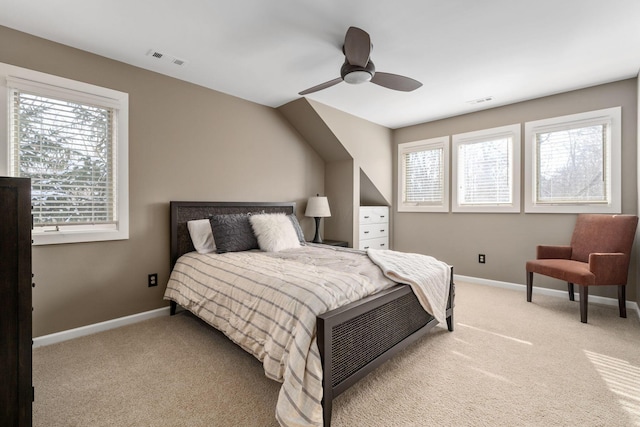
xmin=0 ymin=62 xmax=129 ymax=245
xmin=524 ymin=107 xmax=621 ymax=214
xmin=398 ymin=136 xmax=450 ymax=213
xmin=452 ymin=124 xmax=521 ymax=213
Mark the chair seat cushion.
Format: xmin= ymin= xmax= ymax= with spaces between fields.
xmin=526 ymin=259 xmax=595 ymax=285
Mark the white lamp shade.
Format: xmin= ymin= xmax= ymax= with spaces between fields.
xmin=305 ymin=196 xmax=331 ymax=217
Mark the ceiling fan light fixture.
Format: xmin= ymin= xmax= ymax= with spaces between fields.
xmin=298 ymin=27 xmax=421 ymax=95
xmin=344 ymin=70 xmax=372 ymax=84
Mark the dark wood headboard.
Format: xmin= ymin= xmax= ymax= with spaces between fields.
xmin=169 ymin=201 xmax=296 ymax=268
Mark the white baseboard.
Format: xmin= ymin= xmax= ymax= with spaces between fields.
xmin=454 ymin=274 xmax=640 ymax=323
xmin=33 ymin=306 xmax=171 ymax=348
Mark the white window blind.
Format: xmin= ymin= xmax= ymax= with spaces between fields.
xmin=452 ymin=124 xmax=520 ymax=213
xmin=404 ymin=148 xmax=443 ymax=203
xmin=535 ymin=124 xmax=607 ymax=204
xmin=9 ymin=90 xmax=117 ymax=227
xmin=524 ymin=107 xmax=620 ymax=214
xmin=458 ymin=137 xmax=512 ymax=205
xmin=398 ymin=137 xmax=449 ymax=212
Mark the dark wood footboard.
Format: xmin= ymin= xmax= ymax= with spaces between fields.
xmin=317 ymin=267 xmax=455 ymax=427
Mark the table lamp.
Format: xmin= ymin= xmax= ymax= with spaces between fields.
xmin=305 ymin=194 xmax=331 ymax=243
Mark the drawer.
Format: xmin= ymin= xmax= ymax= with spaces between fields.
xmin=359 ymin=222 xmax=388 ymax=240
xmin=359 ymin=236 xmax=388 ymax=251
xmin=359 ymin=206 xmax=389 ymax=224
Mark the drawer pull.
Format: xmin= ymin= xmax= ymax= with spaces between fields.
xmin=364 ymin=215 xmax=370 ymax=219
xmin=364 ymin=231 xmax=369 ymax=234
xmin=380 ymin=229 xmax=385 ymax=232
xmin=380 ymin=243 xmax=386 ymax=247
xmin=364 ymin=246 xmax=370 ymax=249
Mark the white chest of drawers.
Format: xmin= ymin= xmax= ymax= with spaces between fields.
xmin=358 ymin=206 xmax=389 ymax=250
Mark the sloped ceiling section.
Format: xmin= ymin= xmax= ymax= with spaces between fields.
xmin=278 ymin=98 xmax=351 ymax=163
xmin=360 ymin=169 xmax=388 ymax=206
xmin=280 ymin=99 xmax=393 ymax=205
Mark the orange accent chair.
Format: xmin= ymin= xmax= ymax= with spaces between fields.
xmin=526 ymin=214 xmax=638 ymax=323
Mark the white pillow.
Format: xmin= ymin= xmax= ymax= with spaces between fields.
xmin=250 ymin=213 xmax=301 ymax=252
xmin=187 ymin=219 xmax=216 ymax=254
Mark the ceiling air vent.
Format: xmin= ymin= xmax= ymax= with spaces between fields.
xmin=171 ymin=58 xmax=187 ymax=67
xmin=467 ymin=96 xmax=494 ymax=105
xmin=146 ymin=49 xmax=164 ymax=59
xmin=146 ymin=49 xmax=187 ymax=67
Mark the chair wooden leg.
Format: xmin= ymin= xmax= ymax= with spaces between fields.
xmin=526 ymin=271 xmax=533 ymax=302
xmin=567 ymin=282 xmax=575 ymax=301
xmin=579 ymin=285 xmax=588 ymax=323
xmin=618 ymin=285 xmax=627 ymax=318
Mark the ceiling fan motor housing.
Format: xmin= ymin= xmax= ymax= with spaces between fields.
xmin=341 ymin=59 xmax=375 ymax=84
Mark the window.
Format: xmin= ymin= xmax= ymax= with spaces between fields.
xmin=0 ymin=62 xmax=129 ymax=244
xmin=398 ymin=137 xmax=449 ymax=212
xmin=452 ymin=124 xmax=520 ymax=212
xmin=524 ymin=107 xmax=621 ymax=213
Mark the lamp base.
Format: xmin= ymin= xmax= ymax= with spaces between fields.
xmin=312 ymin=217 xmax=322 ymax=243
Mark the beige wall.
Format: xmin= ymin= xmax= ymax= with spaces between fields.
xmin=638 ymin=73 xmax=640 ymax=308
xmin=324 ymin=160 xmax=356 ymax=245
xmin=307 ymin=100 xmax=393 ymax=204
xmin=279 ymin=99 xmax=393 ymax=245
xmin=394 ymin=79 xmax=639 ymax=301
xmin=0 ymin=26 xmax=325 ymax=336
xmin=2 ymin=25 xmax=637 ymax=336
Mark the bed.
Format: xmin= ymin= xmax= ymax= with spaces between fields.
xmin=164 ymin=201 xmax=455 ymax=427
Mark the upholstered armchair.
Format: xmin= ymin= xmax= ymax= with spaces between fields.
xmin=526 ymin=214 xmax=638 ymax=323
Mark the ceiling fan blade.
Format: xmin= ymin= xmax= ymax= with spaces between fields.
xmin=298 ymin=77 xmax=343 ymax=95
xmin=370 ymin=72 xmax=422 ymax=92
xmin=344 ymin=26 xmax=371 ymax=67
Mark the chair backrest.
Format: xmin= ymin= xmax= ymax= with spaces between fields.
xmin=570 ymin=214 xmax=638 ymax=263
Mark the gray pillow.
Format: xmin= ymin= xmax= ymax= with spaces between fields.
xmin=209 ymin=213 xmax=259 ymax=253
xmin=288 ymin=214 xmax=306 ymax=245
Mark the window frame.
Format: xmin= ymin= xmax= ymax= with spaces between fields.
xmin=0 ymin=62 xmax=129 ymax=245
xmin=524 ymin=107 xmax=621 ymax=214
xmin=397 ymin=136 xmax=450 ymax=213
xmin=452 ymin=123 xmax=521 ymax=213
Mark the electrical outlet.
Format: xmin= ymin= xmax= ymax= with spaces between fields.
xmin=478 ymin=254 xmax=486 ymax=264
xmin=148 ymin=273 xmax=158 ymax=287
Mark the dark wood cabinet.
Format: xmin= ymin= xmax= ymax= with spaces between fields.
xmin=0 ymin=177 xmax=32 ymax=426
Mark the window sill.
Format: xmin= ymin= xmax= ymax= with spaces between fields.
xmin=32 ymin=228 xmax=129 ymax=245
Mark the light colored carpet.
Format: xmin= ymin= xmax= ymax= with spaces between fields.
xmin=33 ymin=282 xmax=640 ymax=426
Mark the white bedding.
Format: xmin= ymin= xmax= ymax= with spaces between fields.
xmin=366 ymin=248 xmax=451 ymax=324
xmin=164 ymin=244 xmax=449 ymax=426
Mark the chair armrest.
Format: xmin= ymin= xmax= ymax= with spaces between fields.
xmin=537 ymin=245 xmax=572 ymax=259
xmin=589 ymin=253 xmax=629 ymax=285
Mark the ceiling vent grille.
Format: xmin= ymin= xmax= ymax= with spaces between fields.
xmin=147 ymin=49 xmax=164 ymax=59
xmin=146 ymin=49 xmax=188 ymax=67
xmin=467 ymin=96 xmax=494 ymax=105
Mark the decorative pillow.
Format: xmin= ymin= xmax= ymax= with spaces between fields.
xmin=187 ymin=219 xmax=216 ymax=254
xmin=288 ymin=214 xmax=306 ymax=245
xmin=250 ymin=213 xmax=302 ymax=252
xmin=209 ymin=213 xmax=259 ymax=253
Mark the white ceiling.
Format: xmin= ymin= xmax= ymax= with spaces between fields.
xmin=1 ymin=0 xmax=640 ymax=129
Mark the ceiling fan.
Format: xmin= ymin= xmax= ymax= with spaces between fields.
xmin=299 ymin=26 xmax=422 ymax=96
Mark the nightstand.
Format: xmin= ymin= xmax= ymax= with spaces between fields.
xmin=312 ymin=239 xmax=348 ymax=248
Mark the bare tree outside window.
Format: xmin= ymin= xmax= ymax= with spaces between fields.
xmin=13 ymin=92 xmax=114 ymax=226
xmin=536 ymin=125 xmax=606 ymax=203
xmin=404 ymin=148 xmax=443 ymax=204
xmin=458 ymin=138 xmax=511 ymax=205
